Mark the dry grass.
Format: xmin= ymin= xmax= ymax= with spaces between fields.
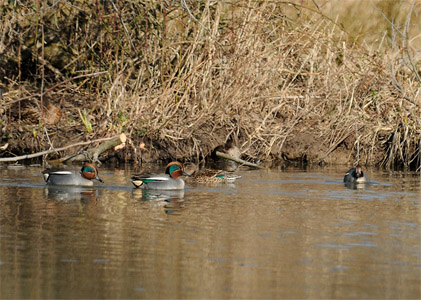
xmin=0 ymin=1 xmax=420 ymax=170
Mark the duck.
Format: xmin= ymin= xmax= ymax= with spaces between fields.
xmin=343 ymin=165 xmax=370 ymax=183
xmin=42 ymin=163 xmax=104 ymax=186
xmin=131 ymin=161 xmax=189 ymax=190
xmin=183 ymin=163 xmax=241 ymax=184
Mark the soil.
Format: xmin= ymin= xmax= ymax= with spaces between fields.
xmin=0 ymin=89 xmax=407 ymax=169
xmin=1 ymin=108 xmax=386 ymax=168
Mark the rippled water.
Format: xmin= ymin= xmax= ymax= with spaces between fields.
xmin=0 ymin=164 xmax=420 ymax=299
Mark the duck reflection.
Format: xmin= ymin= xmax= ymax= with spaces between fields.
xmin=132 ymin=189 xmax=185 ymax=215
xmin=132 ymin=189 xmax=184 ymax=202
xmin=44 ymin=185 xmax=98 ymax=204
xmin=344 ymin=182 xmax=370 ymax=190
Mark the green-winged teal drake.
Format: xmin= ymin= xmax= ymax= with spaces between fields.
xmin=42 ymin=163 xmax=104 ymax=186
xmin=343 ymin=165 xmax=370 ymax=183
xmin=131 ymin=161 xmax=189 ymax=190
xmin=184 ymin=163 xmax=241 ymax=184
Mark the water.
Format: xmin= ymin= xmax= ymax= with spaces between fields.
xmin=0 ymin=164 xmax=420 ymax=299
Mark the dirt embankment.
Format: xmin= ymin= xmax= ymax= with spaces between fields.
xmin=0 ymin=1 xmax=420 ymax=170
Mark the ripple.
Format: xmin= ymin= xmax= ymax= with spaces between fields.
xmin=315 ymin=244 xmax=350 ymax=250
xmin=61 ymin=258 xmax=78 ymax=263
xmin=93 ymin=258 xmax=109 ymax=263
xmin=346 ymin=241 xmax=377 ymax=247
xmin=330 ymin=265 xmax=348 ymax=272
xmin=344 ymin=231 xmax=378 ymax=236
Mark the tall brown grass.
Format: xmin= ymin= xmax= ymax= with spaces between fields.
xmin=0 ymin=1 xmax=419 ymax=170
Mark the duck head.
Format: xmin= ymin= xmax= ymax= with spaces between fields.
xmin=80 ymin=163 xmax=104 ymax=183
xmin=165 ymin=162 xmax=190 ymax=179
xmin=183 ymin=162 xmax=198 ymax=177
xmin=355 ymin=165 xmax=363 ymax=179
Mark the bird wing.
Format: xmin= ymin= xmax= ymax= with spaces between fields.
xmin=131 ymin=173 xmax=170 ymax=182
xmin=42 ymin=168 xmax=74 ymax=175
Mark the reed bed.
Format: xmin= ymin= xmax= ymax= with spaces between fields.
xmin=0 ymin=1 xmax=419 ymax=170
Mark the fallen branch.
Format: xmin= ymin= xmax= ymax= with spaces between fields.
xmin=215 ymin=151 xmax=262 ymax=168
xmin=0 ymin=134 xmax=126 ymax=163
xmin=56 ymin=133 xmax=127 ymax=164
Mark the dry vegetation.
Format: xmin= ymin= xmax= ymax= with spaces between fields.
xmin=0 ymin=0 xmax=420 ymax=170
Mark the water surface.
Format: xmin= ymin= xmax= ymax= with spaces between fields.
xmin=0 ymin=164 xmax=420 ymax=299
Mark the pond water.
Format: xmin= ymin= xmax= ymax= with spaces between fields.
xmin=0 ymin=163 xmax=420 ymax=299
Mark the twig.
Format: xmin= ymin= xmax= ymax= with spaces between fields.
xmin=215 ymin=151 xmax=262 ymax=168
xmin=311 ymin=0 xmax=320 ymax=11
xmin=318 ymin=125 xmax=365 ymax=164
xmin=43 ymin=127 xmax=56 ymax=153
xmin=377 ymin=0 xmax=418 ymax=106
xmin=369 ymin=1 xmax=403 ymax=36
xmin=355 ymin=122 xmax=360 ymax=165
xmin=0 ymin=134 xmax=125 ymax=163
xmin=403 ymin=0 xmax=421 ymax=82
xmin=179 ymin=0 xmax=223 ymax=47
xmin=110 ymin=0 xmax=136 ymax=52
xmin=22 ymin=44 xmax=63 ymax=79
xmin=55 ymin=133 xmax=127 ymax=164
xmin=1 ymin=71 xmax=108 ymax=107
xmin=43 ymin=71 xmax=109 ymax=95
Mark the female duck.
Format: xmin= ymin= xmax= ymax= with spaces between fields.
xmin=183 ymin=163 xmax=241 ymax=184
xmin=343 ymin=165 xmax=370 ymax=183
xmin=42 ymin=163 xmax=104 ymax=186
xmin=131 ymin=161 xmax=189 ymax=190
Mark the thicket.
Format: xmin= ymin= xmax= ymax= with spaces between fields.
xmin=0 ymin=0 xmax=419 ymax=170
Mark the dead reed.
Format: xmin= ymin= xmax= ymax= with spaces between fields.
xmin=0 ymin=1 xmax=419 ymax=170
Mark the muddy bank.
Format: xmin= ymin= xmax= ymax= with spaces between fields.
xmin=0 ymin=102 xmax=415 ymax=170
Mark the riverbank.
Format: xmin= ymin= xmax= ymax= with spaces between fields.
xmin=0 ymin=1 xmax=420 ymax=169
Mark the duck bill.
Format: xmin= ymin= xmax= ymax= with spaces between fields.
xmin=96 ymin=176 xmax=104 ymax=183
xmin=183 ymin=171 xmax=191 ymax=177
